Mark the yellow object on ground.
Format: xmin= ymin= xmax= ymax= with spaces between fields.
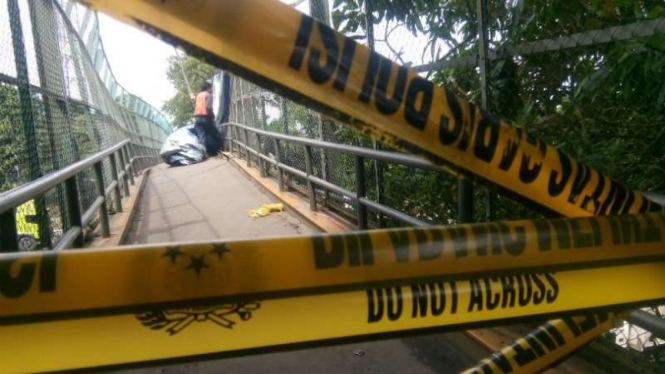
xmin=247 ymin=203 xmax=284 ymax=218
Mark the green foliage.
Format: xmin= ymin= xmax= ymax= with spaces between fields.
xmin=0 ymin=84 xmax=25 ymax=191
xmin=162 ymin=55 xmax=215 ymax=127
xmin=332 ymin=0 xmax=665 ymax=224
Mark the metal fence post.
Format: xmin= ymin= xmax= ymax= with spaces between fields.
xmin=477 ymin=0 xmax=492 ymax=221
xmin=93 ymin=161 xmax=111 ymax=238
xmin=244 ymin=128 xmax=251 ymax=167
xmin=365 ymin=0 xmax=384 ymax=228
xmin=109 ymin=152 xmax=123 ymax=213
xmin=256 ymin=132 xmax=266 ymax=177
xmin=139 ymin=146 xmax=147 ymax=172
xmin=458 ymin=177 xmax=473 ymax=223
xmin=233 ymin=125 xmax=240 ymax=156
xmin=118 ymin=150 xmax=130 ymax=197
xmin=123 ymin=145 xmax=135 ymax=185
xmin=9 ymin=0 xmax=51 ymax=248
xmin=65 ymin=176 xmax=84 ymax=248
xmin=304 ymin=145 xmax=317 ymax=211
xmin=275 ymin=139 xmax=285 ymax=191
xmin=128 ymin=143 xmax=137 ymax=176
xmin=355 ymin=156 xmax=367 ymax=229
xmin=228 ymin=125 xmax=234 ymax=155
xmin=0 ymin=210 xmax=19 ymax=252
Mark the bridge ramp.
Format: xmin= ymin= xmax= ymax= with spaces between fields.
xmin=120 ymin=157 xmax=492 ymax=374
xmin=125 ymin=158 xmax=314 ymax=244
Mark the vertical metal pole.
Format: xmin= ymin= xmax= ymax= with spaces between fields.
xmin=244 ymin=128 xmax=251 ymax=167
xmin=118 ymin=150 xmax=130 ymax=197
xmin=141 ymin=146 xmax=147 ymax=171
xmin=365 ymin=0 xmax=384 ymax=227
xmin=355 ymin=156 xmax=367 ymax=230
xmin=304 ymin=145 xmax=317 ymax=211
xmin=458 ymin=177 xmax=474 ymax=223
xmin=109 ymin=153 xmax=123 ymax=213
xmin=228 ymin=125 xmax=235 ymax=155
xmin=275 ymin=139 xmax=285 ymax=191
xmin=93 ymin=161 xmax=111 ymax=238
xmin=0 ymin=210 xmax=19 ymax=252
xmin=29 ymin=0 xmax=76 ymax=234
xmin=281 ymin=97 xmax=289 ymax=135
xmin=65 ymin=176 xmax=84 ymax=248
xmin=123 ymin=145 xmax=135 ymax=185
xmin=8 ymin=0 xmax=51 ymax=248
xmin=317 ymin=115 xmax=330 ymax=208
xmin=239 ymin=80 xmax=247 ymax=124
xmin=280 ymin=98 xmax=289 ymax=170
xmin=128 ymin=143 xmax=137 ymax=177
xmin=136 ymin=145 xmax=144 ymax=173
xmin=477 ymin=0 xmax=493 ymax=221
xmin=257 ymin=132 xmax=266 ymax=177
xmin=228 ymin=125 xmax=234 ymax=155
xmin=260 ymin=96 xmax=268 ymax=130
xmin=239 ymin=126 xmax=245 ymax=159
xmin=233 ymin=126 xmax=240 ymax=157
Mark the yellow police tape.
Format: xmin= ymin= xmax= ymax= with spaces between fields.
xmin=64 ymin=1 xmax=665 ymax=372
xmin=461 ymin=312 xmax=628 ymax=374
xmin=0 ymin=213 xmax=663 ymax=320
xmin=78 ymin=0 xmax=662 ymax=218
xmin=0 ymin=267 xmax=658 ymax=373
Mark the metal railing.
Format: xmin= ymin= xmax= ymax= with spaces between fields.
xmin=0 ymin=140 xmax=160 ymax=252
xmin=225 ymin=122 xmax=439 ymax=229
xmin=225 ymin=121 xmax=665 ymax=343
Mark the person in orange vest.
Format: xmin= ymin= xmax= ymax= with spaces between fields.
xmin=193 ymin=80 xmax=221 ymax=155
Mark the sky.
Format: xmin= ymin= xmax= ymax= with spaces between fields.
xmin=97 ymin=13 xmax=176 ymax=111
xmin=93 ymin=1 xmax=309 ymax=120
xmin=94 ymin=1 xmax=301 ymax=116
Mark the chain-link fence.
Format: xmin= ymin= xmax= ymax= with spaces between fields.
xmin=223 ymin=0 xmax=665 ymax=366
xmin=0 ymin=0 xmax=170 ymax=250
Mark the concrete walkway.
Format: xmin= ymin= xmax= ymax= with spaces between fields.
xmin=120 ymin=157 xmax=490 ymax=374
xmin=124 ymin=158 xmax=314 ymax=244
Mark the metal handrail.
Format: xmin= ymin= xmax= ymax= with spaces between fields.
xmin=0 ymin=140 xmax=129 ymax=214
xmin=227 ymin=122 xmax=665 ymax=340
xmin=0 ymin=140 xmax=160 ymax=252
xmin=225 ymin=122 xmax=430 ymax=228
xmin=227 ymin=122 xmax=441 ymax=171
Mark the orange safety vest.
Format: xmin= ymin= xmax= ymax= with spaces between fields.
xmin=193 ymin=92 xmax=209 ymax=116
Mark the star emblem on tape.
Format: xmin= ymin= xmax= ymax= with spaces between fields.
xmin=210 ymin=243 xmax=231 ymax=259
xmin=160 ymin=243 xmax=231 ymax=276
xmin=162 ymin=246 xmax=184 ymax=264
xmin=186 ymin=254 xmax=209 ymax=276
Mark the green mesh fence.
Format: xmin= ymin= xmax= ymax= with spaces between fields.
xmin=0 ymin=0 xmax=170 ymax=250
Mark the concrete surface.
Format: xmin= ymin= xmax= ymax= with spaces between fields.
xmin=118 ymin=333 xmax=487 ymax=374
xmin=124 ymin=158 xmax=315 ymax=244
xmin=119 ymin=157 xmax=490 ymax=374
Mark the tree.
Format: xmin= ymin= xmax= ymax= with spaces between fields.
xmin=0 ymin=84 xmax=25 ymax=192
xmin=332 ymin=0 xmax=665 ymax=224
xmin=162 ymin=54 xmax=215 ymax=127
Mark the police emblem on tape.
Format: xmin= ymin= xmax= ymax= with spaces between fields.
xmin=136 ymin=302 xmax=261 ymax=335
xmin=137 ymin=243 xmax=259 ymax=335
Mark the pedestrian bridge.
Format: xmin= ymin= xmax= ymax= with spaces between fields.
xmin=0 ymin=0 xmax=663 ymax=373
xmin=121 ymin=156 xmax=494 ymax=374
xmin=93 ymin=151 xmax=608 ymax=374
xmin=0 ymin=139 xmax=622 ymax=374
